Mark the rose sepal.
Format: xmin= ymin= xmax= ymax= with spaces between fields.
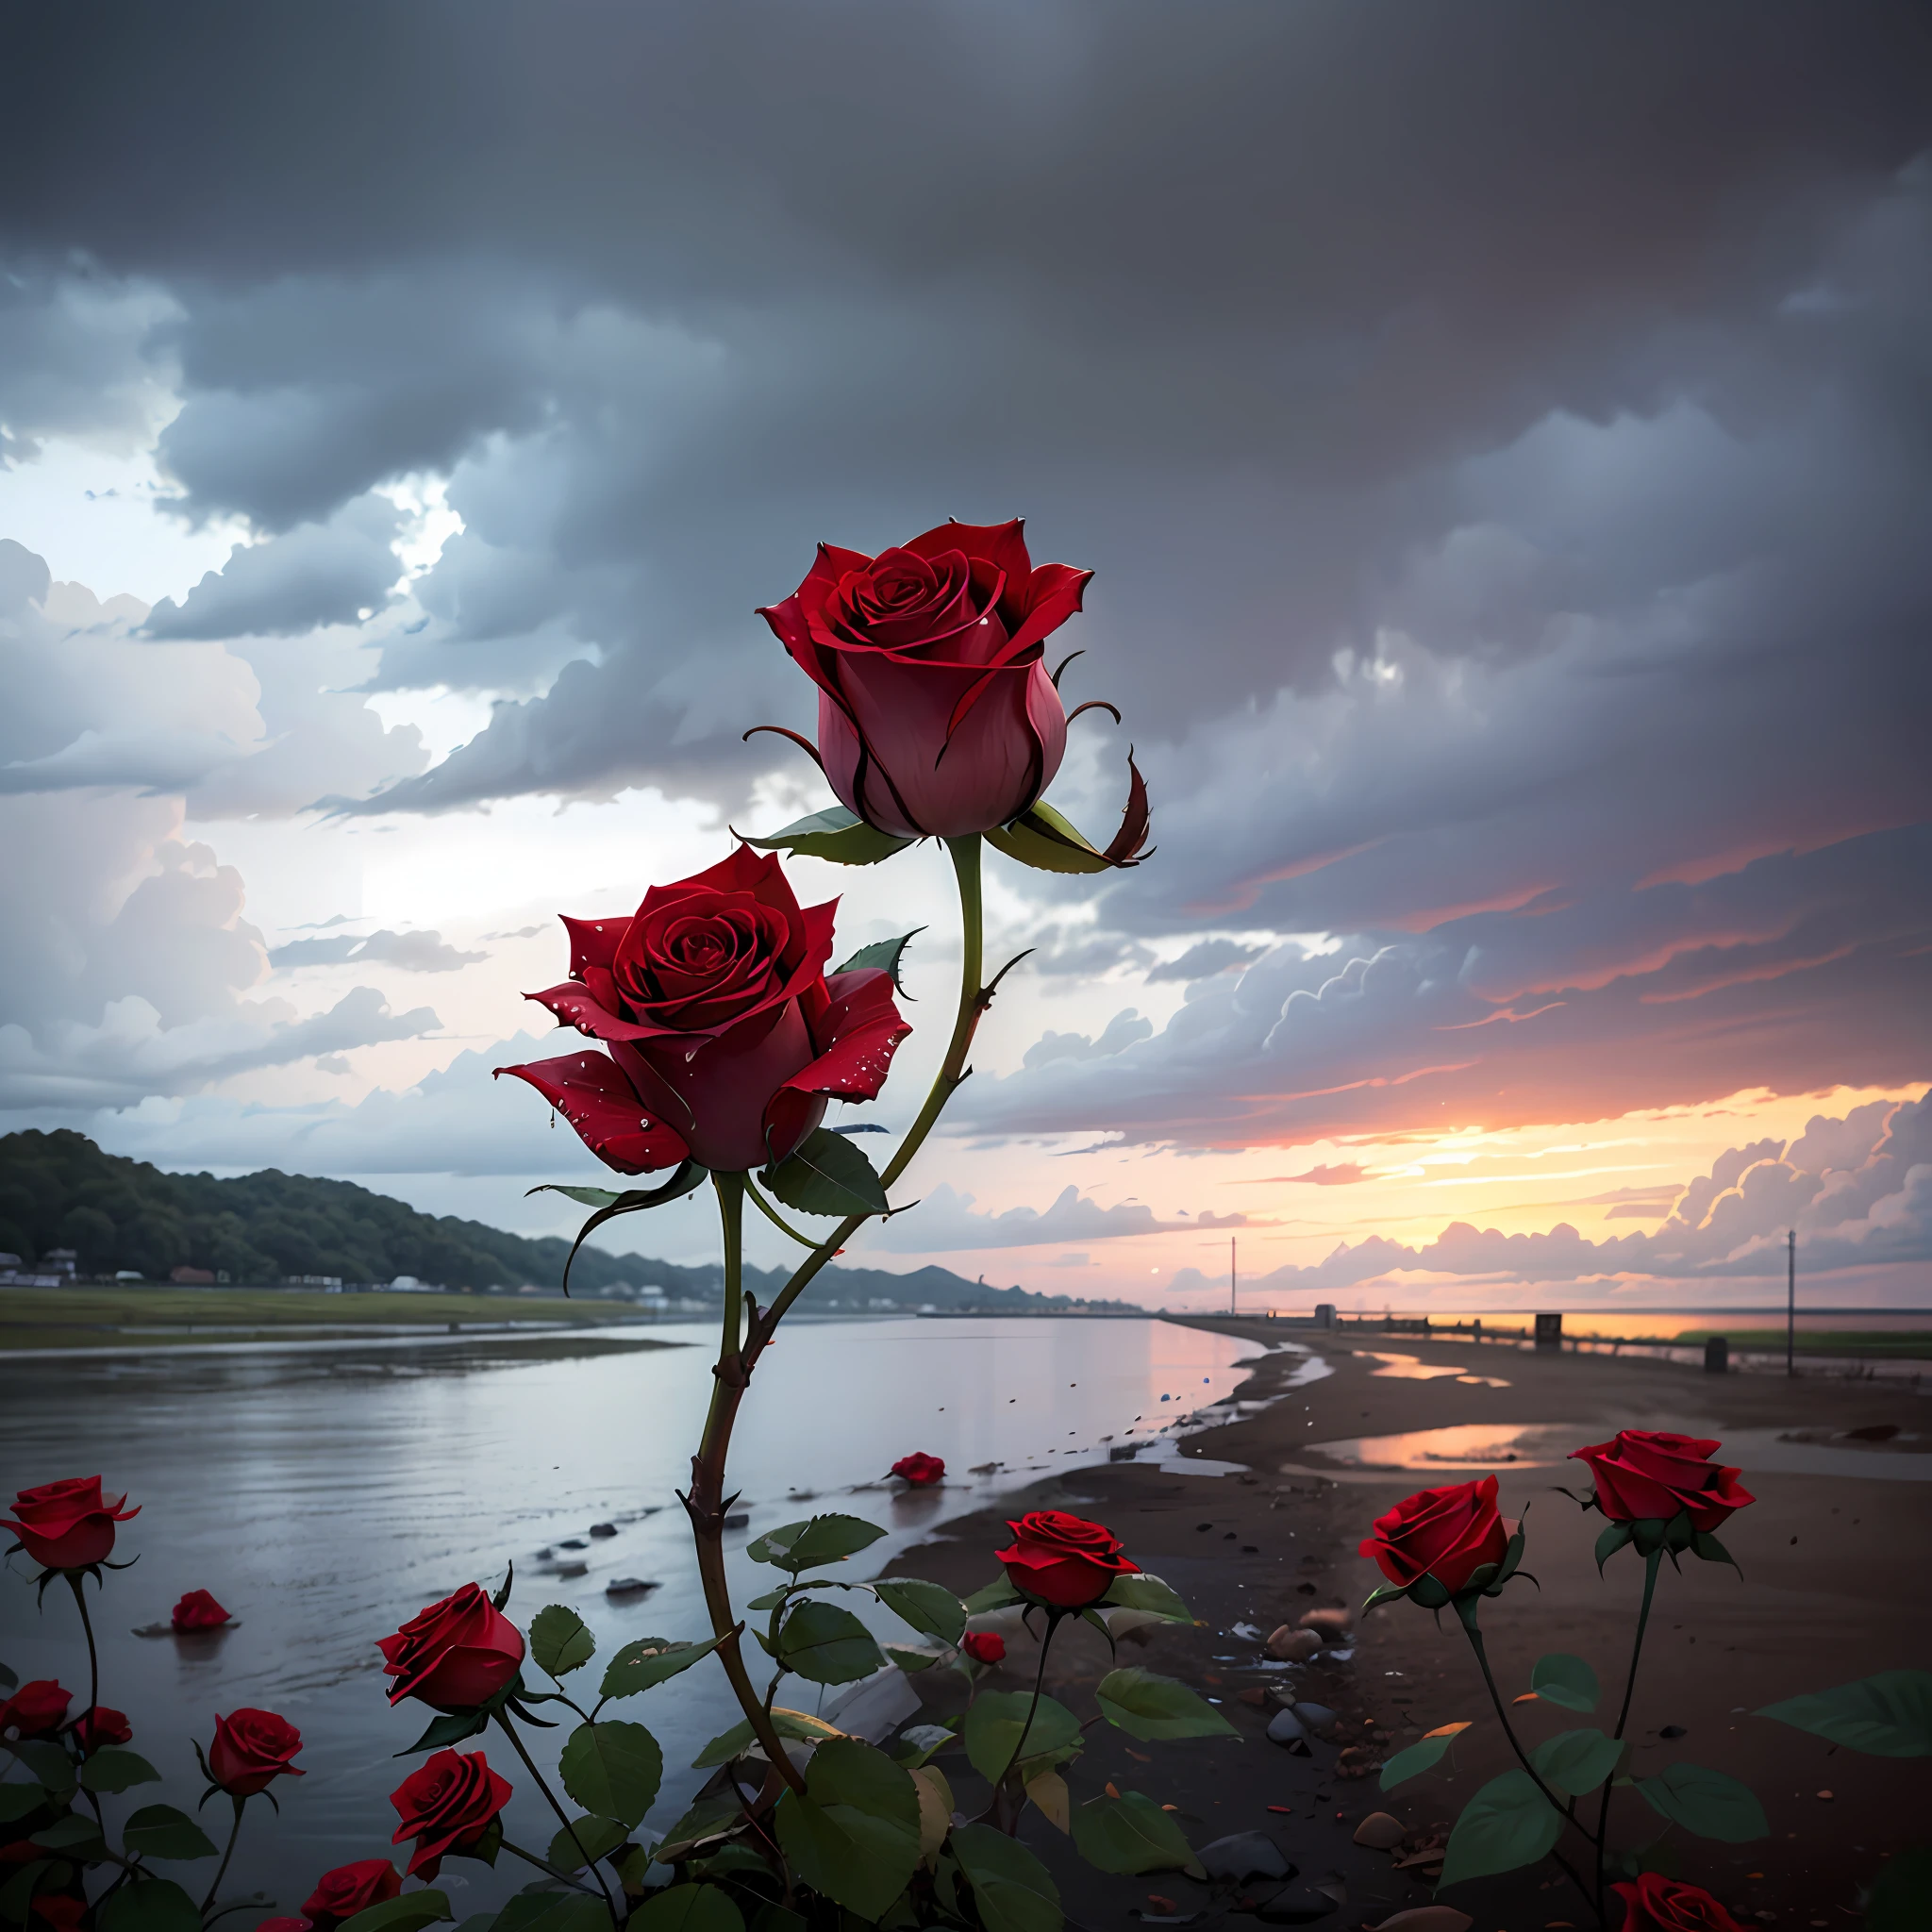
xmin=394 ymin=1663 xmax=536 ymax=1757
xmin=984 ymin=756 xmax=1151 ymax=875
xmin=741 ymin=804 xmax=915 ymax=868
xmin=1361 ymin=1582 xmax=1412 ymax=1615
xmin=1594 ymin=1522 xmax=1637 ymax=1574
xmin=528 ymin=1162 xmax=710 ymax=1294
xmin=1690 ymin=1528 xmax=1741 ymax=1575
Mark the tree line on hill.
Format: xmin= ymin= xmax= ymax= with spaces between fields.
xmin=0 ymin=1131 xmax=1130 ymax=1312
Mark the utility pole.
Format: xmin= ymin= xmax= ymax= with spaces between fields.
xmin=1786 ymin=1230 xmax=1796 ymax=1378
xmin=1230 ymin=1236 xmax=1237 ymax=1318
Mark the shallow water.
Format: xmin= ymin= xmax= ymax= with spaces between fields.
xmin=0 ymin=1315 xmax=1283 ymax=1904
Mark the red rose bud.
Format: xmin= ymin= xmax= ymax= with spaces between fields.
xmin=960 ymin=1631 xmax=1006 ymax=1665
xmin=0 ymin=1680 xmax=71 ymax=1740
xmin=302 ymin=1858 xmax=403 ymax=1919
xmin=1613 ymin=1874 xmax=1746 ymax=1932
xmin=2 ymin=1475 xmax=140 ymax=1571
xmin=375 ymin=1582 xmax=525 ymax=1713
xmin=890 ymin=1452 xmax=945 ymax=1487
xmin=389 ymin=1747 xmax=512 ymax=1881
xmin=208 ymin=1707 xmax=305 ymax=1797
xmin=171 ymin=1589 xmax=232 ymax=1632
xmin=757 ymin=517 xmax=1097 ymax=841
xmin=498 ymin=846 xmax=909 ymax=1174
xmin=30 ymin=1903 xmax=86 ymax=1932
xmin=759 ymin=519 xmax=1092 ymax=839
xmin=995 ymin=1509 xmax=1139 ymax=1610
xmin=1361 ymin=1476 xmax=1510 ymax=1597
xmin=1571 ymin=1430 xmax=1754 ymax=1532
xmin=72 ymin=1706 xmax=133 ymax=1753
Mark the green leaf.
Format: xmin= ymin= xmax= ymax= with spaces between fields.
xmin=874 ymin=1577 xmax=968 ymax=1646
xmin=833 ymin=928 xmax=924 ymax=991
xmin=530 ymin=1604 xmax=597 ymax=1677
xmin=1098 ymin=1573 xmax=1193 ymax=1624
xmin=744 ymin=806 xmax=914 ymax=868
xmin=1532 ymin=1727 xmax=1623 ymax=1798
xmin=97 ymin=1878 xmax=204 ymax=1932
xmin=488 ymin=1900 xmax=608 ymax=1932
xmin=630 ymin=1887 xmax=746 ymax=1932
xmin=536 ymin=1160 xmax=710 ymax=1293
xmin=31 ymin=1811 xmax=104 ymax=1851
xmin=121 ymin=1803 xmax=219 ymax=1860
xmin=1594 ymin=1522 xmax=1635 ymax=1574
xmin=599 ymin=1634 xmax=723 ymax=1700
xmin=986 ymin=801 xmax=1116 ymax=874
xmin=963 ymin=1574 xmax=1024 ymax=1613
xmin=1637 ymin=1762 xmax=1769 ymax=1841
xmin=746 ymin=1587 xmax=791 ymax=1610
xmin=1530 ymin=1652 xmax=1600 ymax=1714
xmin=0 ymin=1782 xmax=45 ymax=1823
xmin=892 ymin=1723 xmax=958 ymax=1769
xmin=962 ymin=1691 xmax=1083 ymax=1785
xmin=77 ymin=1746 xmax=161 ymax=1793
xmin=774 ymin=1600 xmax=885 ymax=1685
xmin=558 ymin=1720 xmax=663 ymax=1828
xmin=337 ymin=1894 xmax=456 ymax=1932
xmin=12 ymin=1740 xmax=75 ymax=1795
xmin=526 ymin=1185 xmax=625 ymax=1209
xmin=691 ymin=1707 xmax=842 ymax=1770
xmin=397 ymin=1707 xmax=488 ymax=1756
xmin=773 ymin=1738 xmax=921 ymax=1920
xmin=648 ymin=1793 xmax=744 ymax=1862
xmin=1755 ymin=1671 xmax=1932 ymax=1757
xmin=886 ymin=1644 xmax=944 ymax=1672
xmin=761 ymin=1128 xmax=890 ymax=1218
xmin=547 ymin=1813 xmax=629 ymax=1873
xmin=1438 ymin=1769 xmax=1564 ymax=1885
xmin=949 ymin=1822 xmax=1063 ymax=1932
xmin=1070 ymin=1789 xmax=1204 ymax=1877
xmin=1379 ymin=1734 xmax=1455 ymax=1790
xmin=746 ymin=1513 xmax=886 ymax=1573
xmin=1094 ymin=1667 xmax=1239 ymax=1742
xmin=1867 ymin=1847 xmax=1932 ymax=1932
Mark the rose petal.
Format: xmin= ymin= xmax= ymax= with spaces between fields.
xmin=493 ymin=1053 xmax=690 ymax=1174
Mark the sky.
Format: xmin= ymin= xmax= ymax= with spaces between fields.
xmin=2 ymin=3 xmax=1928 ymax=1312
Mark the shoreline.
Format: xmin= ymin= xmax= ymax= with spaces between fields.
xmin=882 ymin=1319 xmax=1929 ymax=1924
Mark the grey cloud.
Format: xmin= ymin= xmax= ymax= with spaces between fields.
xmin=269 ymin=928 xmax=486 ymax=974
xmin=1021 ymin=1008 xmax=1153 ymax=1070
xmin=866 ymin=1180 xmax=1247 ymax=1253
xmin=1146 ymin=940 xmax=1266 ymax=984
xmin=144 ymin=495 xmax=404 ymax=638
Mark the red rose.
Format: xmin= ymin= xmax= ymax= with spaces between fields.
xmin=30 ymin=1904 xmax=85 ymax=1932
xmin=2 ymin=1476 xmax=139 ymax=1570
xmin=255 ymin=1922 xmax=314 ymax=1932
xmin=995 ymin=1509 xmax=1139 ymax=1610
xmin=1571 ymin=1431 xmax=1754 ymax=1532
xmin=171 ymin=1589 xmax=231 ymax=1631
xmin=302 ymin=1858 xmax=403 ymax=1919
xmin=390 ymin=1747 xmax=512 ymax=1880
xmin=375 ymin=1582 xmax=525 ymax=1713
xmin=498 ymin=846 xmax=909 ymax=1174
xmin=890 ymin=1453 xmax=945 ymax=1487
xmin=207 ymin=1707 xmax=305 ymax=1797
xmin=1613 ymin=1874 xmax=1745 ymax=1932
xmin=960 ymin=1631 xmax=1006 ymax=1665
xmin=72 ymin=1706 xmax=133 ymax=1753
xmin=0 ymin=1681 xmax=71 ymax=1740
xmin=758 ymin=519 xmax=1091 ymax=839
xmin=1361 ymin=1476 xmax=1509 ymax=1596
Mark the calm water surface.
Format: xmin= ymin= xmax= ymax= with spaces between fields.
xmin=0 ymin=1316 xmax=1276 ymax=1906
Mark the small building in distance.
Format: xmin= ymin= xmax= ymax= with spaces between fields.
xmin=170 ymin=1265 xmax=217 ymax=1286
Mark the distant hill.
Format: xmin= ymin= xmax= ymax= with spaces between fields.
xmin=0 ymin=1131 xmax=1128 ymax=1312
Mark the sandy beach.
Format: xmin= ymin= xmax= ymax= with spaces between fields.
xmin=880 ymin=1318 xmax=1930 ymax=1928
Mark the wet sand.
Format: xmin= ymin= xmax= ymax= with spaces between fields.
xmin=884 ymin=1320 xmax=1930 ymax=1927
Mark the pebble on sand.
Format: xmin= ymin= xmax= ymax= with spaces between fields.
xmin=1266 ymin=1625 xmax=1324 ymax=1662
xmin=1352 ymin=1810 xmax=1406 ymax=1850
xmin=1298 ymin=1607 xmax=1353 ymax=1641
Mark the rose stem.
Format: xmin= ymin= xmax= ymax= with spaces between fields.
xmin=744 ymin=831 xmax=987 ymax=1354
xmin=989 ymin=1608 xmax=1062 ymax=1827
xmin=1593 ymin=1545 xmax=1664 ymax=1921
xmin=685 ymin=1171 xmax=809 ymax=1794
xmin=492 ymin=1711 xmax=620 ymax=1921
xmin=1460 ymin=1618 xmax=1603 ymax=1921
xmin=496 ymin=1837 xmax=602 ymax=1891
xmin=65 ymin=1571 xmax=100 ymax=1726
xmin=199 ymin=1795 xmax=246 ymax=1915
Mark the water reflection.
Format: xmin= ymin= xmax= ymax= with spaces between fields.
xmin=1355 ymin=1349 xmax=1510 ymax=1388
xmin=0 ymin=1316 xmax=1269 ymax=1903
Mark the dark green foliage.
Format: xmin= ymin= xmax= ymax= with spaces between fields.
xmin=0 ymin=1130 xmax=1136 ymax=1307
